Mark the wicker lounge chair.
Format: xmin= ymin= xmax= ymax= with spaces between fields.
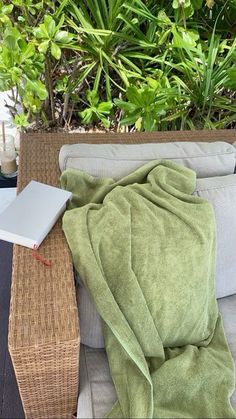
xmin=8 ymin=130 xmax=236 ymax=418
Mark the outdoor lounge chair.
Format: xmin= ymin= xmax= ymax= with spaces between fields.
xmin=8 ymin=130 xmax=236 ymax=418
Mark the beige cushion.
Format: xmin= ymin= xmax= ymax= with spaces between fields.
xmin=195 ymin=174 xmax=236 ymax=298
xmin=59 ymin=142 xmax=236 ymax=179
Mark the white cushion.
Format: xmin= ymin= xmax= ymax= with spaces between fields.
xmin=59 ymin=142 xmax=236 ymax=179
xmin=195 ymin=174 xmax=236 ymax=299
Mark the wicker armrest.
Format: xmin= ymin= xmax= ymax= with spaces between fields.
xmin=8 ymin=135 xmax=80 ymax=419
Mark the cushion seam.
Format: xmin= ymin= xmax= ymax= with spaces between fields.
xmin=63 ymin=151 xmax=236 ymax=171
xmin=196 ymin=184 xmax=236 ymax=192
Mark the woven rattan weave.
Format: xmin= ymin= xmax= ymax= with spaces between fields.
xmin=8 ymin=130 xmax=236 ymax=418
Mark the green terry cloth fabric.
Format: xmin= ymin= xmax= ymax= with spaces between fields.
xmin=61 ymin=160 xmax=236 ymax=419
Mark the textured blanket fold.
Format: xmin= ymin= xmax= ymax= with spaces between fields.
xmin=61 ymin=160 xmax=236 ymax=418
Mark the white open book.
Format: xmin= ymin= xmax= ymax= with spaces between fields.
xmin=0 ymin=180 xmax=72 ymax=249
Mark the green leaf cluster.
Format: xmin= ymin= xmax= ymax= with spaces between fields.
xmin=114 ymin=78 xmax=176 ymax=131
xmin=80 ymin=91 xmax=113 ymax=129
xmin=34 ymin=15 xmax=74 ymax=59
xmin=0 ymin=0 xmax=235 ymax=130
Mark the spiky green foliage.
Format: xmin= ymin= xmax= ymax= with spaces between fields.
xmin=0 ymin=0 xmax=236 ymax=130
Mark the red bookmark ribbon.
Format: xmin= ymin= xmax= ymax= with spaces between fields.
xmin=32 ymin=245 xmax=52 ymax=267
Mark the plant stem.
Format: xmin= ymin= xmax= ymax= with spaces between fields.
xmin=62 ymin=94 xmax=70 ymax=124
xmin=61 ymin=58 xmax=83 ymax=124
xmin=182 ymin=8 xmax=186 ymax=30
xmin=68 ymin=102 xmax=75 ymax=127
xmin=45 ymin=55 xmax=56 ymax=125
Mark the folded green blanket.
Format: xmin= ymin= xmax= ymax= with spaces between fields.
xmin=61 ymin=160 xmax=236 ymax=418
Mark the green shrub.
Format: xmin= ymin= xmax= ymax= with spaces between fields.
xmin=0 ymin=0 xmax=235 ymax=131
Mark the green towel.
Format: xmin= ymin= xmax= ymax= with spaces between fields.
xmin=61 ymin=160 xmax=236 ymax=418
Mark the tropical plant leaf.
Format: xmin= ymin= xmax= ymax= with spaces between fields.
xmin=51 ymin=42 xmax=61 ymax=59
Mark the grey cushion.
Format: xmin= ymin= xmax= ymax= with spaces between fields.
xmin=75 ymin=273 xmax=105 ymax=348
xmin=59 ymin=142 xmax=236 ymax=179
xmin=218 ymin=295 xmax=236 ymax=408
xmin=195 ymin=174 xmax=236 ymax=299
xmin=76 ymin=295 xmax=236 ymax=418
xmin=77 ymin=344 xmax=116 ymax=419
